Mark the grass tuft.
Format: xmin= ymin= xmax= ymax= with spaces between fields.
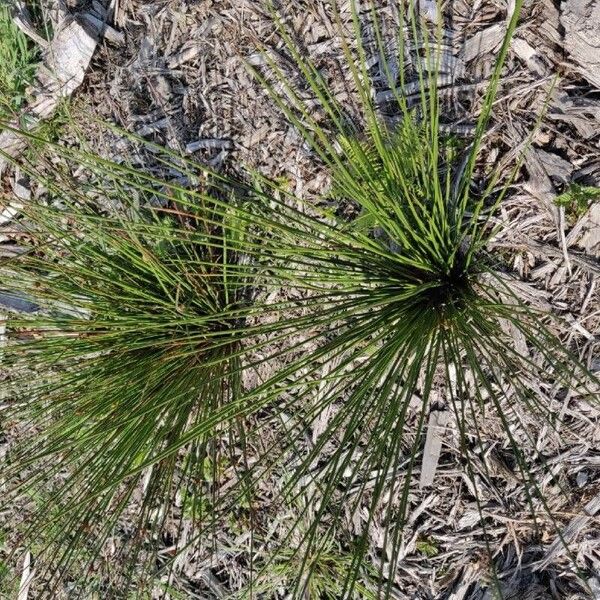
xmin=0 ymin=4 xmax=38 ymax=115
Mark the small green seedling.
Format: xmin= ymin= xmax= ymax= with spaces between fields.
xmin=554 ymin=184 xmax=600 ymax=222
xmin=416 ymin=537 xmax=440 ymax=558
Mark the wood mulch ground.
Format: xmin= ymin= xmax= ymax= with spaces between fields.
xmin=1 ymin=0 xmax=599 ymax=598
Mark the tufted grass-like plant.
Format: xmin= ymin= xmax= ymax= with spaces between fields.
xmin=0 ymin=3 xmax=39 ymax=115
xmin=1 ymin=0 xmax=599 ymax=598
xmin=0 ymin=163 xmax=256 ymax=593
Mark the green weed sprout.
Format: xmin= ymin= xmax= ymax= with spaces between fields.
xmin=0 ymin=4 xmax=38 ymax=114
xmin=555 ymin=183 xmax=600 ymax=223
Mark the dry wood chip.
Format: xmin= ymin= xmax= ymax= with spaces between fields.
xmin=575 ymin=204 xmax=600 ymax=256
xmin=523 ymin=149 xmax=556 ymax=210
xmin=11 ymin=0 xmax=49 ymax=48
xmin=81 ymin=12 xmax=125 ymax=46
xmin=185 ymin=138 xmax=234 ymax=153
xmin=168 ymin=45 xmax=202 ymax=69
xmin=588 ymin=577 xmax=600 ymax=600
xmin=17 ymin=552 xmax=33 ymax=600
xmin=463 ymin=23 xmax=504 ymax=63
xmin=537 ymin=493 xmax=600 ymax=570
xmin=536 ymin=149 xmax=573 ymax=185
xmin=447 ymin=564 xmax=479 ymax=600
xmin=419 ymin=410 xmax=451 ymax=489
xmin=512 ymin=37 xmax=547 ymax=77
xmin=561 ymin=0 xmax=600 ymax=89
xmin=416 ymin=0 xmax=439 ymax=23
xmin=534 ymin=0 xmax=562 ymax=46
xmin=0 ymin=169 xmax=28 ymax=224
xmin=549 ymin=93 xmax=600 ymax=140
